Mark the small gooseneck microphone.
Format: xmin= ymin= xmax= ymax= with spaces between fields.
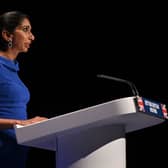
xmin=97 ymin=74 xmax=139 ymax=97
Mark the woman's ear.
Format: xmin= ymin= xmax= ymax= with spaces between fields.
xmin=2 ymin=30 xmax=12 ymax=41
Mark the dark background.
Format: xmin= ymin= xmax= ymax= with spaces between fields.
xmin=1 ymin=2 xmax=168 ymax=168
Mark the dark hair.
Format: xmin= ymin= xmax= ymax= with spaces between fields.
xmin=0 ymin=11 xmax=29 ymax=51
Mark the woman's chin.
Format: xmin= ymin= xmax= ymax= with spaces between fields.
xmin=22 ymin=48 xmax=29 ymax=53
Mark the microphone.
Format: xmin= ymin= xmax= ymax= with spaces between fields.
xmin=97 ymin=74 xmax=139 ymax=97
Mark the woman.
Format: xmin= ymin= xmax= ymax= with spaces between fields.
xmin=0 ymin=11 xmax=47 ymax=168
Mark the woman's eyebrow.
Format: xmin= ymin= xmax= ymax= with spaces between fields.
xmin=18 ymin=25 xmax=31 ymax=29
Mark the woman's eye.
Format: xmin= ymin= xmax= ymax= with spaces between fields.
xmin=23 ymin=27 xmax=28 ymax=32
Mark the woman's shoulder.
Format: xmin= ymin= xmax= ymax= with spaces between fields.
xmin=0 ymin=64 xmax=6 ymax=81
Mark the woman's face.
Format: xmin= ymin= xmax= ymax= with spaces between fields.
xmin=12 ymin=18 xmax=35 ymax=53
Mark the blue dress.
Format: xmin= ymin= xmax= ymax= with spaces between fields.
xmin=0 ymin=56 xmax=30 ymax=168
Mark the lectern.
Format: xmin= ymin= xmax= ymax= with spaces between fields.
xmin=14 ymin=96 xmax=167 ymax=168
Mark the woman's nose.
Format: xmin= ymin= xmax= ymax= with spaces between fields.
xmin=31 ymin=33 xmax=35 ymax=41
xmin=29 ymin=32 xmax=35 ymax=41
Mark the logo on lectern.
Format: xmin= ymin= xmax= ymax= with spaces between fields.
xmin=137 ymin=97 xmax=168 ymax=119
xmin=161 ymin=104 xmax=168 ymax=119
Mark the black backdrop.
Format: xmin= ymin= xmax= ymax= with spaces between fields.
xmin=1 ymin=3 xmax=168 ymax=168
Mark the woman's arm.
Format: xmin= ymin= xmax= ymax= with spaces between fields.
xmin=0 ymin=116 xmax=48 ymax=130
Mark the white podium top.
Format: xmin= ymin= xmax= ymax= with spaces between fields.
xmin=14 ymin=96 xmax=165 ymax=151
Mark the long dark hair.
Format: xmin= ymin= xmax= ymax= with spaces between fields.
xmin=0 ymin=11 xmax=29 ymax=51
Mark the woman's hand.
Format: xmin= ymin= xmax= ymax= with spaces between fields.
xmin=16 ymin=116 xmax=48 ymax=126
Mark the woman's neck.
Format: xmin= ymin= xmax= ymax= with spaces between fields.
xmin=0 ymin=50 xmax=17 ymax=60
